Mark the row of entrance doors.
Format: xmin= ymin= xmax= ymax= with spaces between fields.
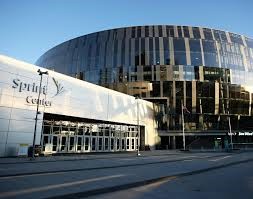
xmin=42 ymin=134 xmax=139 ymax=153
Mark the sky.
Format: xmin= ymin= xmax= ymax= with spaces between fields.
xmin=0 ymin=0 xmax=253 ymax=64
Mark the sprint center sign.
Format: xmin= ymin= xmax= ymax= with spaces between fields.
xmin=12 ymin=76 xmax=64 ymax=107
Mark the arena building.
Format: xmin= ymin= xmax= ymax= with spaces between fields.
xmin=36 ymin=25 xmax=253 ymax=149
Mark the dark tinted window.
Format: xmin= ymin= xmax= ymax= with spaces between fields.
xmin=149 ymin=38 xmax=154 ymax=65
xmin=174 ymin=38 xmax=186 ymax=65
xmin=145 ymin=26 xmax=149 ymax=37
xmin=189 ymin=40 xmax=202 ymax=69
xmin=189 ymin=39 xmax=201 ymax=52
xmin=158 ymin=26 xmax=163 ymax=37
xmin=163 ymin=81 xmax=173 ymax=97
xmin=219 ymin=31 xmax=227 ymax=42
xmin=202 ymin=41 xmax=218 ymax=66
xmin=155 ymin=37 xmax=160 ymax=64
xmin=183 ymin=26 xmax=190 ymax=38
xmin=169 ymin=26 xmax=174 ymax=37
xmin=246 ymin=37 xmax=253 ymax=48
xmin=202 ymin=40 xmax=217 ymax=53
xmin=203 ymin=28 xmax=213 ymax=40
xmin=177 ymin=26 xmax=182 ymax=37
xmin=131 ymin=27 xmax=135 ymax=38
xmin=151 ymin=82 xmax=160 ymax=97
xmin=137 ymin=27 xmax=141 ymax=37
xmin=174 ymin=38 xmax=185 ymax=51
xmin=193 ymin=27 xmax=201 ymax=39
xmin=230 ymin=33 xmax=243 ymax=45
xmin=163 ymin=38 xmax=170 ymax=64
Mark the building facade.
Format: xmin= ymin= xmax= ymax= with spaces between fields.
xmin=0 ymin=55 xmax=158 ymax=157
xmin=36 ymin=25 xmax=253 ymax=149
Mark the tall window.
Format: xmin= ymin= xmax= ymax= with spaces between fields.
xmin=174 ymin=38 xmax=186 ymax=65
xmin=189 ymin=39 xmax=202 ymax=66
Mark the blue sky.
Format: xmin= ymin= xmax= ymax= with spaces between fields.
xmin=0 ymin=0 xmax=252 ymax=64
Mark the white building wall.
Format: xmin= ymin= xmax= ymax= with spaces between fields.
xmin=0 ymin=55 xmax=158 ymax=156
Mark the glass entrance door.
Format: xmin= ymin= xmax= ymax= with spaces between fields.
xmin=52 ymin=135 xmax=58 ymax=152
xmin=126 ymin=138 xmax=130 ymax=151
xmin=84 ymin=137 xmax=90 ymax=152
xmin=68 ymin=136 xmax=76 ymax=152
xmin=91 ymin=137 xmax=97 ymax=151
xmin=60 ymin=136 xmax=67 ymax=152
xmin=42 ymin=135 xmax=50 ymax=151
xmin=98 ymin=137 xmax=103 ymax=151
xmin=104 ymin=137 xmax=109 ymax=151
xmin=76 ymin=136 xmax=83 ymax=152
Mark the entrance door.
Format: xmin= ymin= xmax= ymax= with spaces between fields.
xmin=42 ymin=135 xmax=50 ymax=151
xmin=126 ymin=138 xmax=130 ymax=151
xmin=121 ymin=138 xmax=126 ymax=151
xmin=60 ymin=136 xmax=67 ymax=152
xmin=116 ymin=137 xmax=120 ymax=151
xmin=52 ymin=135 xmax=58 ymax=152
xmin=98 ymin=137 xmax=103 ymax=151
xmin=76 ymin=136 xmax=83 ymax=152
xmin=110 ymin=137 xmax=115 ymax=151
xmin=131 ymin=138 xmax=135 ymax=151
xmin=91 ymin=137 xmax=97 ymax=151
xmin=84 ymin=137 xmax=90 ymax=152
xmin=68 ymin=136 xmax=76 ymax=152
xmin=104 ymin=137 xmax=109 ymax=151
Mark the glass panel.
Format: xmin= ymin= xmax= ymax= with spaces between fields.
xmin=189 ymin=39 xmax=202 ymax=66
xmin=99 ymin=138 xmax=103 ymax=150
xmin=203 ymin=28 xmax=213 ymax=40
xmin=52 ymin=136 xmax=57 ymax=151
xmin=85 ymin=137 xmax=89 ymax=150
xmin=193 ymin=27 xmax=201 ymax=39
xmin=111 ymin=138 xmax=114 ymax=150
xmin=183 ymin=26 xmax=189 ymax=38
xmin=131 ymin=138 xmax=135 ymax=149
xmin=174 ymin=38 xmax=186 ymax=65
xmin=92 ymin=137 xmax=96 ymax=151
xmin=122 ymin=139 xmax=125 ymax=150
xmin=61 ymin=136 xmax=67 ymax=151
xmin=77 ymin=137 xmax=82 ymax=151
xmin=69 ymin=137 xmax=75 ymax=151
xmin=105 ymin=138 xmax=109 ymax=150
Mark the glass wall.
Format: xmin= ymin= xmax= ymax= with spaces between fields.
xmin=36 ymin=25 xmax=253 ymax=136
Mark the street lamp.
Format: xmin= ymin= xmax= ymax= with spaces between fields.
xmin=181 ymin=99 xmax=186 ymax=151
xmin=136 ymin=96 xmax=141 ymax=156
xmin=228 ymin=111 xmax=233 ymax=150
xmin=31 ymin=69 xmax=48 ymax=159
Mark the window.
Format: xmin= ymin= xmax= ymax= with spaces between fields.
xmin=203 ymin=28 xmax=213 ymax=40
xmin=245 ymin=37 xmax=253 ymax=48
xmin=145 ymin=26 xmax=149 ymax=37
xmin=230 ymin=33 xmax=243 ymax=45
xmin=151 ymin=82 xmax=160 ymax=97
xmin=183 ymin=26 xmax=190 ymax=38
xmin=174 ymin=38 xmax=186 ymax=65
xmin=177 ymin=26 xmax=182 ymax=37
xmin=163 ymin=38 xmax=170 ymax=64
xmin=158 ymin=26 xmax=163 ymax=37
xmin=193 ymin=27 xmax=201 ymax=39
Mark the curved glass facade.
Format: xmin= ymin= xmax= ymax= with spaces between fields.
xmin=37 ymin=25 xmax=253 ymax=149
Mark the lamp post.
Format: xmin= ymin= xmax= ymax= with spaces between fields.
xmin=228 ymin=111 xmax=233 ymax=150
xmin=136 ymin=96 xmax=141 ymax=156
xmin=181 ymin=99 xmax=186 ymax=151
xmin=31 ymin=69 xmax=48 ymax=160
